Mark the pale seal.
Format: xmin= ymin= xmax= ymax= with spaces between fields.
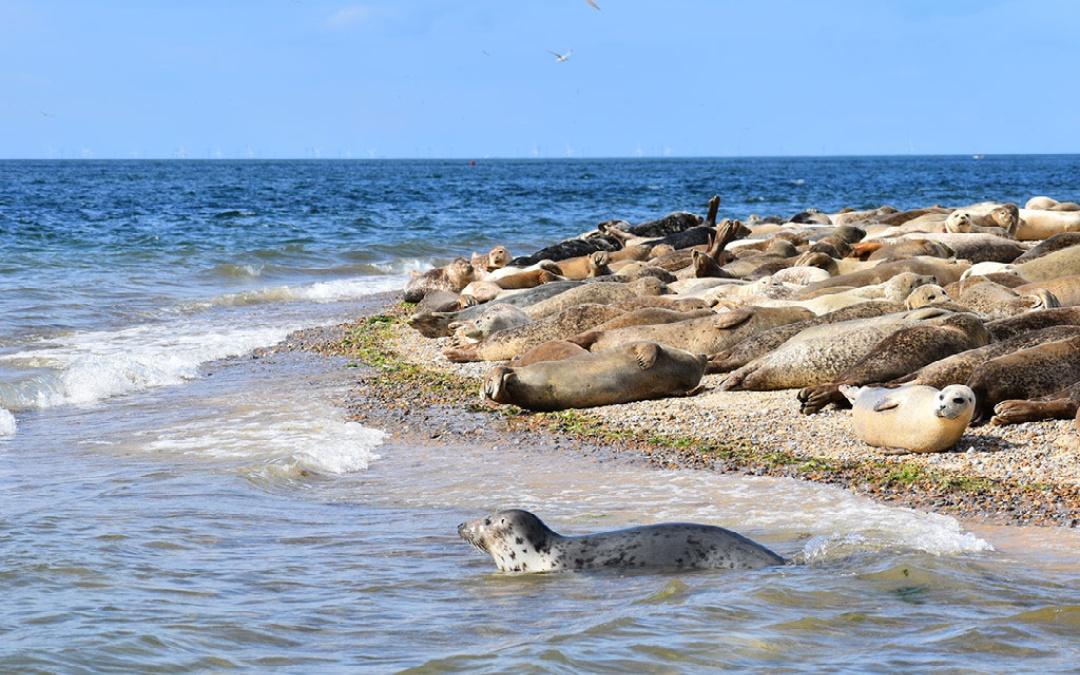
xmin=839 ymin=384 xmax=975 ymax=454
xmin=458 ymin=509 xmax=786 ymax=573
xmin=483 ymin=341 xmax=706 ymax=411
xmin=403 ymin=257 xmax=476 ymax=303
xmin=1016 ymin=209 xmax=1080 ymax=240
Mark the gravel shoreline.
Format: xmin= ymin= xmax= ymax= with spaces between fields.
xmin=283 ymin=299 xmax=1080 ymax=528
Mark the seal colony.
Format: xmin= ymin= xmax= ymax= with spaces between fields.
xmin=402 ymin=194 xmax=1080 ymax=458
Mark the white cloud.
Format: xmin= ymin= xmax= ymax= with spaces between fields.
xmin=326 ymin=4 xmax=373 ymax=29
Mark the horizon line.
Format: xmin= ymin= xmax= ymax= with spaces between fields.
xmin=2 ymin=152 xmax=1079 ymax=162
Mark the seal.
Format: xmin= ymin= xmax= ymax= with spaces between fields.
xmin=444 ymin=303 xmax=626 ymax=362
xmin=1015 ymin=209 xmax=1080 ymax=241
xmin=524 ymin=277 xmax=667 ymax=321
xmin=483 ymin=341 xmax=706 ymax=411
xmin=796 ymin=312 xmax=990 ymax=414
xmin=1016 ymin=275 xmax=1080 ymax=307
xmin=950 ymin=278 xmax=1059 ymax=318
xmin=839 ymin=384 xmax=975 ymax=454
xmin=571 ymin=306 xmax=814 ymax=356
xmin=905 ymin=284 xmax=949 ymax=309
xmin=1025 ymin=196 xmax=1080 ymax=211
xmin=706 ymin=301 xmax=905 ymax=373
xmin=509 ymin=340 xmax=588 ymax=367
xmin=967 ymin=335 xmax=1080 ymax=423
xmin=796 ymin=257 xmax=966 ymax=295
xmin=990 ymin=381 xmax=1080 ymax=426
xmin=895 ymin=233 xmax=1025 ymax=264
xmin=403 ymin=257 xmax=476 ymax=303
xmin=414 ymin=289 xmax=467 ymax=314
xmin=1013 ymin=233 xmax=1080 ymax=265
xmin=448 ymin=304 xmax=531 ymax=345
xmin=852 ymin=238 xmax=955 ymax=262
xmin=945 ymin=204 xmax=1019 ymax=236
xmin=720 ymin=307 xmax=955 ymax=391
xmin=407 ymin=281 xmax=585 ymax=338
xmin=893 ymin=325 xmax=1080 ymax=390
xmin=458 ymin=509 xmax=786 ymax=573
xmin=985 ymin=307 xmax=1080 ymax=341
xmin=589 ymin=306 xmax=715 ymax=332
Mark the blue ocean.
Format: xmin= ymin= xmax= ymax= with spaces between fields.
xmin=2 ymin=157 xmax=1080 ymax=671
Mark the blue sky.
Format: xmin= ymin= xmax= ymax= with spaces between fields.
xmin=2 ymin=0 xmax=1078 ymax=158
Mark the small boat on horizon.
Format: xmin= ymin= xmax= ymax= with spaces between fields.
xmin=972 ymin=154 xmax=985 ymax=160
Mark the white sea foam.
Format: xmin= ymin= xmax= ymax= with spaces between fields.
xmin=1 ymin=321 xmax=298 ymax=410
xmin=144 ymin=404 xmax=385 ymax=475
xmin=202 ymin=274 xmax=406 ymax=308
xmin=0 ymin=408 xmax=16 ymax=437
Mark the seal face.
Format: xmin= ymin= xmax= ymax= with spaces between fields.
xmin=458 ymin=510 xmax=786 ymax=573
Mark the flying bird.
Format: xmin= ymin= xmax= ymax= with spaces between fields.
xmin=549 ymin=49 xmax=573 ymax=63
xmin=586 ymin=0 xmax=600 ymax=9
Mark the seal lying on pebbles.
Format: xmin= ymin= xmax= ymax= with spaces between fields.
xmin=458 ymin=509 xmax=785 ymax=573
xmin=524 ymin=278 xmax=667 ymax=320
xmin=706 ymin=301 xmax=906 ymax=373
xmin=572 ymin=306 xmax=813 ymax=355
xmin=408 ymin=281 xmax=585 ymax=337
xmin=840 ymin=384 xmax=976 ymax=454
xmin=449 ymin=304 xmax=531 ymax=344
xmin=445 ymin=303 xmax=626 ymax=362
xmin=721 ymin=308 xmax=954 ymax=391
xmin=967 ymin=336 xmax=1080 ymax=423
xmin=483 ymin=342 xmax=706 ymax=411
xmin=797 ymin=313 xmax=990 ymax=414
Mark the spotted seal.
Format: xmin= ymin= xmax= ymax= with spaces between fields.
xmin=458 ymin=509 xmax=785 ymax=573
xmin=403 ymin=257 xmax=476 ymax=303
xmin=444 ymin=303 xmax=626 ymax=362
xmin=967 ymin=336 xmax=1080 ymax=423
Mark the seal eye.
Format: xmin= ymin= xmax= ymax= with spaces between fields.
xmin=953 ymin=397 xmax=966 ymax=404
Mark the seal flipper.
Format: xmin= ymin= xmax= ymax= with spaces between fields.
xmin=872 ymin=397 xmax=901 ymax=413
xmin=712 ymin=309 xmax=753 ymax=330
xmin=632 ymin=343 xmax=660 ymax=370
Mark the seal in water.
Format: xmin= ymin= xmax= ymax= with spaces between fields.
xmin=458 ymin=510 xmax=786 ymax=573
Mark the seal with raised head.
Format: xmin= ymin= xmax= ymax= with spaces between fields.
xmin=458 ymin=509 xmax=786 ymax=573
xmin=840 ymin=384 xmax=976 ymax=454
xmin=483 ymin=341 xmax=706 ymax=411
xmin=403 ymin=257 xmax=476 ymax=303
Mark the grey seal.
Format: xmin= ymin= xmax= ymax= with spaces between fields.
xmin=458 ymin=509 xmax=786 ymax=573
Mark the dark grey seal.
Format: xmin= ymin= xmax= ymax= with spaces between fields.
xmin=458 ymin=509 xmax=786 ymax=573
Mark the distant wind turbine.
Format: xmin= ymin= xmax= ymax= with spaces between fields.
xmin=586 ymin=0 xmax=600 ymax=10
xmin=548 ymin=49 xmax=573 ymax=63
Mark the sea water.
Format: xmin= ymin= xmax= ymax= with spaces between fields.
xmin=2 ymin=157 xmax=1080 ymax=670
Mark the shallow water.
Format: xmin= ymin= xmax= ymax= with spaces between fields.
xmin=3 ymin=158 xmax=1080 ymax=670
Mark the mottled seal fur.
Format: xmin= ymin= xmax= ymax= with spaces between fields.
xmin=408 ymin=281 xmax=585 ymax=337
xmin=403 ymin=257 xmax=476 ymax=303
xmin=967 ymin=336 xmax=1080 ymax=423
xmin=445 ymin=303 xmax=625 ymax=362
xmin=483 ymin=341 xmax=706 ymax=411
xmin=509 ymin=340 xmax=588 ymax=367
xmin=458 ymin=509 xmax=785 ymax=573
xmin=991 ymin=381 xmax=1080 ymax=426
xmin=524 ymin=278 xmax=667 ymax=320
xmin=573 ymin=306 xmax=814 ymax=356
xmin=840 ymin=384 xmax=976 ymax=454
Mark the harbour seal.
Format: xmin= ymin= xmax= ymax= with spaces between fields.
xmin=589 ymin=307 xmax=715 ymax=332
xmin=796 ymin=257 xmax=966 ymax=295
xmin=1013 ymin=234 xmax=1080 ymax=265
xmin=445 ymin=303 xmax=626 ymax=362
xmin=896 ymin=233 xmax=1024 ymax=264
xmin=1016 ymin=275 xmax=1080 ymax=307
xmin=840 ymin=384 xmax=976 ymax=454
xmin=950 ymin=278 xmax=1059 ymax=318
xmin=990 ymin=381 xmax=1080 ymax=426
xmin=986 ymin=307 xmax=1080 ymax=341
xmin=572 ymin=306 xmax=814 ymax=355
xmin=967 ymin=336 xmax=1080 ymax=423
xmin=706 ymin=301 xmax=906 ymax=374
xmin=483 ymin=341 xmax=706 ymax=411
xmin=721 ymin=307 xmax=955 ymax=391
xmin=414 ymin=289 xmax=467 ymax=314
xmin=894 ymin=325 xmax=1080 ymax=392
xmin=458 ymin=509 xmax=786 ymax=573
xmin=905 ymin=284 xmax=949 ymax=309
xmin=493 ymin=268 xmax=565 ymax=290
xmin=509 ymin=340 xmax=588 ymax=367
xmin=407 ymin=281 xmax=585 ymax=337
xmin=524 ymin=277 xmax=667 ymax=320
xmin=1025 ymin=196 xmax=1080 ymax=211
xmin=449 ymin=304 xmax=531 ymax=344
xmin=403 ymin=257 xmax=476 ymax=303
xmin=1015 ymin=209 xmax=1080 ymax=241
xmin=796 ymin=313 xmax=990 ymax=414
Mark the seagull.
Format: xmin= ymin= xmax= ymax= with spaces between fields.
xmin=586 ymin=0 xmax=600 ymax=9
xmin=549 ymin=49 xmax=573 ymax=63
